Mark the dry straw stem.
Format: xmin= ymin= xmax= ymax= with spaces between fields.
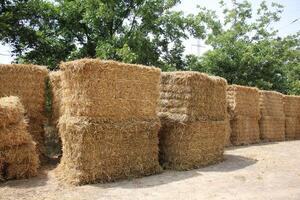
xmin=159 ymin=120 xmax=225 ymax=170
xmin=285 ymin=117 xmax=297 ymax=140
xmin=259 ymin=90 xmax=284 ymax=117
xmin=159 ymin=72 xmax=227 ymax=122
xmin=259 ymin=116 xmax=285 ymax=142
xmin=283 ymin=95 xmax=300 ymax=117
xmin=0 ymin=96 xmax=25 ymax=127
xmin=230 ymin=116 xmax=260 ymax=145
xmin=55 ymin=116 xmax=161 ymax=185
xmin=59 ymin=59 xmax=161 ymax=120
xmin=49 ymin=71 xmax=63 ymax=127
xmin=0 ymin=142 xmax=39 ymax=179
xmin=226 ymin=85 xmax=260 ymax=118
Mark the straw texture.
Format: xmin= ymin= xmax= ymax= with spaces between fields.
xmin=227 ymin=85 xmax=260 ymax=118
xmin=0 ymin=96 xmax=39 ymax=180
xmin=230 ymin=116 xmax=260 ymax=145
xmin=226 ymin=85 xmax=261 ymax=145
xmin=259 ymin=90 xmax=285 ymax=141
xmin=56 ymin=59 xmax=162 ymax=185
xmin=285 ymin=117 xmax=297 ymax=140
xmin=283 ymin=95 xmax=300 ymax=140
xmin=259 ymin=116 xmax=285 ymax=141
xmin=159 ymin=72 xmax=227 ymax=122
xmin=60 ymin=59 xmax=161 ymax=120
xmin=159 ymin=72 xmax=227 ymax=170
xmin=0 ymin=64 xmax=48 ymax=159
xmin=159 ymin=120 xmax=226 ymax=170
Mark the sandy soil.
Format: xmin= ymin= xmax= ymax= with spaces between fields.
xmin=1 ymin=140 xmax=300 ymax=200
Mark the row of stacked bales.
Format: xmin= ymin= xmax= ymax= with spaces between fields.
xmin=158 ymin=72 xmax=227 ymax=170
xmin=226 ymin=85 xmax=261 ymax=145
xmin=55 ymin=59 xmax=162 ymax=185
xmin=0 ymin=96 xmax=39 ymax=180
xmin=0 ymin=64 xmax=48 ymax=161
xmin=259 ymin=91 xmax=285 ymax=142
xmin=284 ymin=95 xmax=300 ymax=140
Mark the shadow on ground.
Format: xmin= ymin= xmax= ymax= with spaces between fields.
xmin=0 ymin=164 xmax=56 ymax=189
xmin=91 ymin=154 xmax=257 ymax=189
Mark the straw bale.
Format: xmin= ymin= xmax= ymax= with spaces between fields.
xmin=0 ymin=96 xmax=25 ymax=127
xmin=285 ymin=117 xmax=297 ymax=140
xmin=159 ymin=120 xmax=225 ymax=170
xmin=227 ymin=85 xmax=260 ymax=118
xmin=230 ymin=116 xmax=260 ymax=145
xmin=0 ymin=64 xmax=48 ymax=157
xmin=59 ymin=59 xmax=161 ymax=120
xmin=159 ymin=72 xmax=227 ymax=122
xmin=55 ymin=116 xmax=161 ymax=185
xmin=259 ymin=90 xmax=284 ymax=117
xmin=0 ymin=142 xmax=39 ymax=179
xmin=259 ymin=116 xmax=285 ymax=141
xmin=49 ymin=71 xmax=63 ymax=126
xmin=0 ymin=119 xmax=33 ymax=148
xmin=283 ymin=95 xmax=300 ymax=117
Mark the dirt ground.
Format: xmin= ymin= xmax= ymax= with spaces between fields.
xmin=1 ymin=140 xmax=300 ymax=200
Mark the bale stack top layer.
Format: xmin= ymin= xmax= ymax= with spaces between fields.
xmin=159 ymin=71 xmax=227 ymax=122
xmin=0 ymin=96 xmax=25 ymax=127
xmin=226 ymin=84 xmax=260 ymax=118
xmin=259 ymin=90 xmax=284 ymax=117
xmin=0 ymin=64 xmax=48 ymax=120
xmin=284 ymin=95 xmax=300 ymax=117
xmin=59 ymin=59 xmax=161 ymax=120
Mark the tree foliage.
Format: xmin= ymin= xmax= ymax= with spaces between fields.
xmin=0 ymin=0 xmax=205 ymax=69
xmin=187 ymin=0 xmax=300 ymax=94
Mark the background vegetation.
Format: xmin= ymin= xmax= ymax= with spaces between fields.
xmin=0 ymin=0 xmax=299 ymax=94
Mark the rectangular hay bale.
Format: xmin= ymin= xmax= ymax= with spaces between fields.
xmin=230 ymin=116 xmax=260 ymax=145
xmin=259 ymin=116 xmax=285 ymax=142
xmin=259 ymin=90 xmax=284 ymax=117
xmin=159 ymin=72 xmax=227 ymax=122
xmin=55 ymin=116 xmax=161 ymax=185
xmin=227 ymin=85 xmax=260 ymax=118
xmin=159 ymin=120 xmax=226 ymax=170
xmin=60 ymin=59 xmax=161 ymax=120
xmin=284 ymin=95 xmax=300 ymax=117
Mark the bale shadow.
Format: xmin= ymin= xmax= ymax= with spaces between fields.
xmin=92 ymin=154 xmax=257 ymax=189
xmin=93 ymin=169 xmax=201 ymax=189
xmin=226 ymin=141 xmax=279 ymax=150
xmin=199 ymin=154 xmax=257 ymax=172
xmin=0 ymin=164 xmax=56 ymax=188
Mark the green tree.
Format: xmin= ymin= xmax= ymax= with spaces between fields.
xmin=188 ymin=0 xmax=300 ymax=94
xmin=0 ymin=0 xmax=206 ymax=70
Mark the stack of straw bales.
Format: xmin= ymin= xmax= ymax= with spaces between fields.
xmin=0 ymin=64 xmax=48 ymax=160
xmin=226 ymin=85 xmax=261 ymax=145
xmin=284 ymin=95 xmax=300 ymax=139
xmin=0 ymin=96 xmax=39 ymax=180
xmin=159 ymin=72 xmax=227 ymax=170
xmin=55 ymin=59 xmax=162 ymax=185
xmin=259 ymin=90 xmax=285 ymax=141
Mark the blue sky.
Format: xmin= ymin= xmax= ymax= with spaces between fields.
xmin=0 ymin=0 xmax=299 ymax=64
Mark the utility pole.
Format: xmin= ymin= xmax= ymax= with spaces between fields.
xmin=191 ymin=40 xmax=206 ymax=56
